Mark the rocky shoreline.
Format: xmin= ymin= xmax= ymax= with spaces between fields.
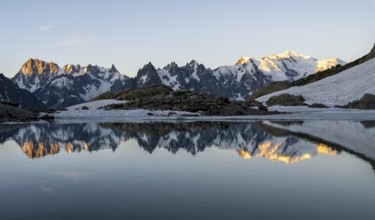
xmin=0 ymin=103 xmax=38 ymax=122
xmin=260 ymin=93 xmax=375 ymax=109
xmin=0 ymin=101 xmax=54 ymax=123
xmin=96 ymin=85 xmax=276 ymax=116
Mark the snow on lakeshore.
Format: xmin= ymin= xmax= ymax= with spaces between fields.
xmin=64 ymin=99 xmax=128 ymax=110
xmin=53 ymin=99 xmax=375 ymax=123
xmin=54 ymin=99 xmax=199 ymax=122
xmin=262 ymin=120 xmax=375 ymax=162
xmin=257 ymin=58 xmax=375 ymax=107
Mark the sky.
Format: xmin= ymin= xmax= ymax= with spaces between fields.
xmin=0 ymin=0 xmax=374 ymax=78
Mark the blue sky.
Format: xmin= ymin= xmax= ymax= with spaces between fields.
xmin=0 ymin=0 xmax=374 ymax=77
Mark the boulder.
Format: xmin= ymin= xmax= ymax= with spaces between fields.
xmin=308 ymin=103 xmax=329 ymax=108
xmin=266 ymin=94 xmax=306 ymax=106
xmin=342 ymin=94 xmax=375 ymax=109
xmin=0 ymin=104 xmax=38 ymax=122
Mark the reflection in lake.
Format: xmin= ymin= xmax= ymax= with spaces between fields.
xmin=1 ymin=122 xmax=339 ymax=163
xmin=0 ymin=121 xmax=375 ymax=220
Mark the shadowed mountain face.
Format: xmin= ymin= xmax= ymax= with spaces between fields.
xmin=0 ymin=122 xmax=341 ymax=164
xmin=0 ymin=73 xmax=47 ymax=109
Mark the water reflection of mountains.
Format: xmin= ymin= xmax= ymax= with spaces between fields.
xmin=0 ymin=122 xmax=339 ymax=163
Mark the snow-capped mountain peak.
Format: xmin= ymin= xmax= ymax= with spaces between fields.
xmin=316 ymin=58 xmax=346 ymax=72
xmin=12 ymin=58 xmax=129 ymax=109
xmin=236 ymin=56 xmax=253 ymax=65
xmin=9 ymin=48 xmax=347 ymax=109
xmin=109 ymin=64 xmax=118 ymax=73
xmin=233 ymin=51 xmax=346 ymax=84
xmin=276 ymin=50 xmax=312 ymax=60
xmin=63 ymin=64 xmax=82 ymax=75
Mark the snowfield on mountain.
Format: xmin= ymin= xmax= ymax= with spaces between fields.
xmin=257 ymin=58 xmax=375 ymax=107
xmin=54 ymin=99 xmax=198 ymax=122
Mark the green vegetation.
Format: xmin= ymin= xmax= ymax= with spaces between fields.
xmin=94 ymin=92 xmax=116 ymax=101
xmin=248 ymin=81 xmax=291 ymax=100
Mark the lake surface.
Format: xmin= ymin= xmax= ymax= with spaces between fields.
xmin=0 ymin=121 xmax=374 ymax=220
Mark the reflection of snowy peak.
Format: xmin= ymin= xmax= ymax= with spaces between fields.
xmin=11 ymin=124 xmax=128 ymax=159
xmin=1 ymin=122 xmax=338 ymax=163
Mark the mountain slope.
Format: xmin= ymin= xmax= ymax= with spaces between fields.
xmin=249 ymin=44 xmax=375 ymax=100
xmin=257 ymin=58 xmax=375 ymax=107
xmin=0 ymin=73 xmax=47 ymax=109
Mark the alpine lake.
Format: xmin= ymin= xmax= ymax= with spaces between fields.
xmin=0 ymin=120 xmax=374 ymax=220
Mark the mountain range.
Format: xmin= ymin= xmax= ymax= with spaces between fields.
xmin=3 ymin=51 xmax=345 ymax=109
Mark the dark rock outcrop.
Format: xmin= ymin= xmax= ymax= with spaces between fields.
xmin=248 ymin=81 xmax=291 ymax=100
xmin=0 ymin=104 xmax=38 ymax=122
xmin=266 ymin=94 xmax=306 ymax=106
xmin=101 ymin=85 xmax=275 ymax=116
xmin=341 ymin=94 xmax=375 ymax=109
xmin=308 ymin=103 xmax=329 ymax=108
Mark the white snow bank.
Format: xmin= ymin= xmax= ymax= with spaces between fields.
xmin=54 ymin=99 xmax=199 ymax=122
xmin=263 ymin=120 xmax=375 ymax=162
xmin=64 ymin=99 xmax=128 ymax=110
xmin=52 ymin=99 xmax=375 ymax=123
xmin=257 ymin=58 xmax=375 ymax=106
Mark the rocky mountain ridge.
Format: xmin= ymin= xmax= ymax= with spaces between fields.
xmin=8 ymin=50 xmax=345 ymax=109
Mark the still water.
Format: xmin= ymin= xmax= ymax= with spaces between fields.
xmin=0 ymin=121 xmax=374 ymax=220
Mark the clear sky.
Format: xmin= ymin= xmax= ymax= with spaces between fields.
xmin=0 ymin=0 xmax=374 ymax=77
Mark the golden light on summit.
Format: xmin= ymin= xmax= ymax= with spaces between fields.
xmin=35 ymin=59 xmax=44 ymax=74
xmin=235 ymin=57 xmax=251 ymax=65
xmin=20 ymin=58 xmax=59 ymax=75
xmin=258 ymin=58 xmax=282 ymax=73
xmin=64 ymin=64 xmax=73 ymax=74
